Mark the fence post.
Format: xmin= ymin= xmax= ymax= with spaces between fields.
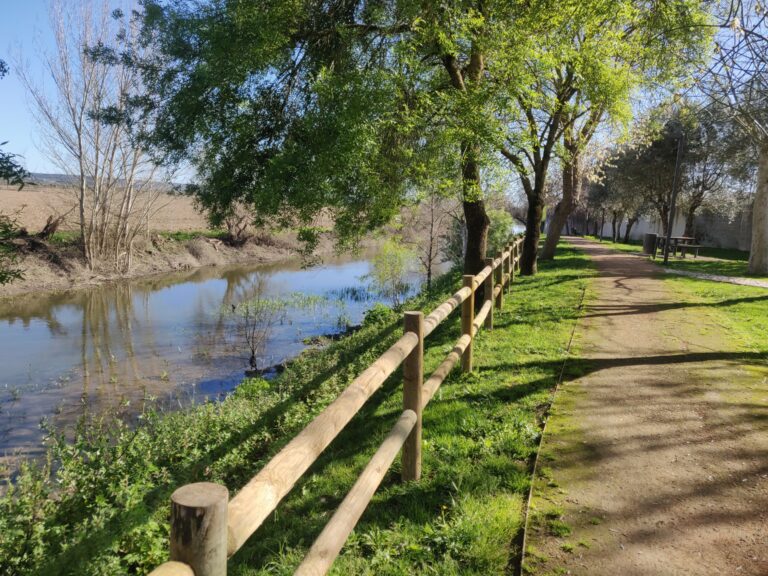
xmin=461 ymin=275 xmax=475 ymax=372
xmin=495 ymin=251 xmax=504 ymax=310
xmin=402 ymin=311 xmax=424 ymax=482
xmin=511 ymin=242 xmax=516 ymax=285
xmin=484 ymin=258 xmax=494 ymax=330
xmin=170 ymin=483 xmax=229 ymax=576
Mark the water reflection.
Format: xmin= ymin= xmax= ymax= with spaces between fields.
xmin=0 ymin=254 xmax=415 ymax=461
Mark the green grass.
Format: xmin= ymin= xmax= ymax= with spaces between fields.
xmin=158 ymin=229 xmax=228 ymax=242
xmin=48 ymin=230 xmax=82 ymax=246
xmin=47 ymin=229 xmax=228 ymax=245
xmin=0 ymin=247 xmax=593 ymax=576
xmin=660 ymin=274 xmax=768 ymax=353
xmin=588 ymin=236 xmax=764 ymax=279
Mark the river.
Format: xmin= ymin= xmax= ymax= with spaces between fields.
xmin=0 ymin=252 xmax=431 ymax=464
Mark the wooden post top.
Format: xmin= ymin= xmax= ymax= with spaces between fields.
xmin=172 ymin=482 xmax=229 ymax=508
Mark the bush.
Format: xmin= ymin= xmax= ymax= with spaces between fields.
xmin=362 ymin=302 xmax=396 ymax=328
xmin=0 ymin=212 xmax=23 ymax=285
xmin=367 ymin=239 xmax=415 ymax=309
xmin=486 ymin=209 xmax=515 ymax=257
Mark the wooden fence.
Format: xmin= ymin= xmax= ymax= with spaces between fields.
xmin=149 ymin=236 xmax=525 ymax=576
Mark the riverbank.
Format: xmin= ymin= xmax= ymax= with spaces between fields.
xmin=0 ymin=229 xmax=335 ymax=299
xmin=0 ymin=245 xmax=594 ymax=576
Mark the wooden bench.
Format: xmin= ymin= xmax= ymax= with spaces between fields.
xmin=679 ymin=244 xmax=702 ymax=258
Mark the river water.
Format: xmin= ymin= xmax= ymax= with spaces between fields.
xmin=0 ymin=253 xmax=426 ymax=462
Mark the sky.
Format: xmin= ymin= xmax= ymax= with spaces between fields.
xmin=0 ymin=1 xmax=59 ymax=174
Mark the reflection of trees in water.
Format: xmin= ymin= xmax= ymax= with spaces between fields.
xmin=190 ymin=272 xmax=274 ymax=369
xmin=0 ymin=260 xmax=377 ymax=458
xmin=76 ymin=283 xmax=160 ymax=423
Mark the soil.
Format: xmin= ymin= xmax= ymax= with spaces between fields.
xmin=525 ymin=238 xmax=768 ymax=575
xmin=1 ymin=184 xmax=208 ymax=231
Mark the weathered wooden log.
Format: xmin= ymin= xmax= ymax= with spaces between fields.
xmin=495 ymin=251 xmax=504 ymax=310
xmin=461 ymin=275 xmax=475 ymax=373
xmin=473 ymin=300 xmax=492 ymax=336
xmin=402 ymin=312 xmax=424 ymax=482
xmin=422 ymin=334 xmax=471 ymax=408
xmin=148 ymin=562 xmax=196 ymax=576
xmin=170 ymin=483 xmax=229 ymax=576
xmin=293 ymin=410 xmax=417 ymax=576
xmin=424 ymin=286 xmax=471 ymax=338
xmin=484 ymin=257 xmax=494 ymax=330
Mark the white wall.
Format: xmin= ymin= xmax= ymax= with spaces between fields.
xmin=552 ymin=203 xmax=753 ymax=251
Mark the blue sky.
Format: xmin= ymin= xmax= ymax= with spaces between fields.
xmin=1 ymin=1 xmax=58 ymax=173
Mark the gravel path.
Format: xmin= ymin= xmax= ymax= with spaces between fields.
xmin=663 ymin=267 xmax=768 ymax=289
xmin=525 ymin=238 xmax=768 ymax=575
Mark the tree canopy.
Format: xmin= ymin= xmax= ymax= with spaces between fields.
xmin=133 ymin=0 xmax=710 ymax=273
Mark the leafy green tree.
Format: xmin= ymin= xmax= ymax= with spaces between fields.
xmin=485 ymin=208 xmax=515 ymax=256
xmin=131 ymin=0 xmax=552 ymax=274
xmin=496 ymin=0 xmax=710 ymax=272
xmin=0 ymin=58 xmax=27 ymax=285
xmin=367 ymin=238 xmax=415 ymax=308
xmin=134 ymin=0 xmax=707 ymax=276
xmin=0 ymin=59 xmax=29 ymax=188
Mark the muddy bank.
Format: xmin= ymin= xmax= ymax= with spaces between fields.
xmin=0 ymin=231 xmax=330 ymax=299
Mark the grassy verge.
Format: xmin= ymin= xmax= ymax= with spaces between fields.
xmin=661 ymin=273 xmax=768 ymax=352
xmin=47 ymin=229 xmax=229 ymax=246
xmin=0 ymin=247 xmax=593 ymax=576
xmin=586 ymin=236 xmax=763 ymax=278
xmin=157 ymin=230 xmax=228 ymax=242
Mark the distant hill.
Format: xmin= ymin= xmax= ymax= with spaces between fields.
xmin=26 ymin=173 xmax=186 ymax=194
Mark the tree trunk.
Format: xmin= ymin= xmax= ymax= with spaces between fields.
xmin=611 ymin=212 xmax=619 ymax=243
xmin=623 ymin=216 xmax=638 ymax=244
xmin=521 ymin=198 xmax=544 ymax=275
xmin=748 ymin=144 xmax=768 ymax=274
xmin=684 ymin=204 xmax=699 ymax=238
xmin=461 ymin=143 xmax=490 ymax=275
xmin=658 ymin=205 xmax=670 ymax=238
xmin=541 ymin=127 xmax=580 ymax=259
xmin=599 ymin=210 xmax=605 ymax=240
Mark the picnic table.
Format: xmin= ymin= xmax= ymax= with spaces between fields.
xmin=654 ymin=236 xmax=702 ymax=259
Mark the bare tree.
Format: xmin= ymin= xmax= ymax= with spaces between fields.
xmin=401 ymin=193 xmax=456 ymax=291
xmin=17 ymin=0 xmax=164 ymax=271
xmin=702 ymin=1 xmax=768 ymax=273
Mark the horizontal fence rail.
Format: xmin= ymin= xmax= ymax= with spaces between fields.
xmin=149 ymin=236 xmax=525 ymax=576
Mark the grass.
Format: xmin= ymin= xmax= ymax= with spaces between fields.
xmin=158 ymin=229 xmax=228 ymax=242
xmin=0 ymin=246 xmax=593 ymax=576
xmin=226 ymin=247 xmax=594 ymax=576
xmin=660 ymin=274 xmax=768 ymax=353
xmin=47 ymin=229 xmax=228 ymax=245
xmin=586 ymin=235 xmax=764 ymax=279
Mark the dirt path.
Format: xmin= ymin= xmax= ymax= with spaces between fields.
xmin=525 ymin=238 xmax=768 ymax=575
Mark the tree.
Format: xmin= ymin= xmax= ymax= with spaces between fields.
xmin=678 ymin=107 xmax=728 ymax=237
xmin=401 ymin=191 xmax=456 ymax=291
xmin=18 ymin=0 xmax=164 ymax=271
xmin=135 ymin=0 xmax=556 ymax=274
xmin=368 ymin=238 xmax=415 ymax=309
xmin=0 ymin=59 xmax=29 ymax=188
xmin=0 ymin=58 xmax=28 ymax=285
xmin=497 ymin=0 xmax=709 ymax=272
xmin=701 ymin=1 xmax=768 ymax=273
